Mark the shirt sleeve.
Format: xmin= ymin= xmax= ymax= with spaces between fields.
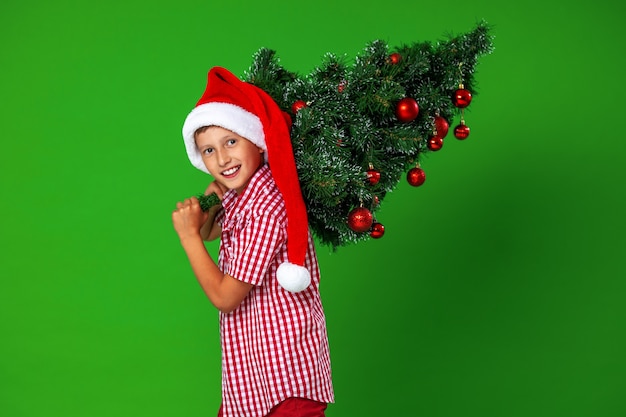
xmin=228 ymin=213 xmax=284 ymax=286
xmin=215 ymin=207 xmax=225 ymax=227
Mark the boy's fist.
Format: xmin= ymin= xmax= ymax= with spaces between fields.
xmin=172 ymin=197 xmax=209 ymax=241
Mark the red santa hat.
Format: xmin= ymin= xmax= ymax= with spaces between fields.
xmin=182 ymin=67 xmax=311 ymax=293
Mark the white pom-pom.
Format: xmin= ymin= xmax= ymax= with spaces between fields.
xmin=276 ymin=262 xmax=311 ymax=293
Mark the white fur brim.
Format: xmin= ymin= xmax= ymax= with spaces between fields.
xmin=182 ymin=102 xmax=266 ymax=173
xmin=276 ymin=262 xmax=311 ymax=293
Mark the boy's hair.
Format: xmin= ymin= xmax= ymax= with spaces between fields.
xmin=194 ymin=126 xmax=211 ymax=139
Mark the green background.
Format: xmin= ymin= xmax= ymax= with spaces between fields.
xmin=1 ymin=0 xmax=624 ymax=416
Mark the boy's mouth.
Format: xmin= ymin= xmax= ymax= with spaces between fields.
xmin=221 ymin=165 xmax=241 ymax=178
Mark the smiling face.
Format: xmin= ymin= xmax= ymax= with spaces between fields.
xmin=195 ymin=126 xmax=265 ymax=195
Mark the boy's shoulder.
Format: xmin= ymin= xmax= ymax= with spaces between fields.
xmin=248 ymin=171 xmax=286 ymax=220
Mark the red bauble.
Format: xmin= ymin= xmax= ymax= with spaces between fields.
xmin=434 ymin=115 xmax=449 ymax=138
xmin=370 ymin=222 xmax=385 ymax=239
xmin=347 ymin=207 xmax=373 ymax=233
xmin=454 ymin=122 xmax=471 ymax=140
xmin=427 ymin=136 xmax=444 ymax=151
xmin=366 ymin=167 xmax=381 ymax=185
xmin=291 ymin=100 xmax=308 ymax=114
xmin=453 ymin=88 xmax=472 ymax=108
xmin=338 ymin=80 xmax=347 ymax=93
xmin=282 ymin=111 xmax=292 ymax=130
xmin=389 ymin=52 xmax=402 ymax=64
xmin=407 ymin=167 xmax=426 ymax=187
xmin=395 ymin=97 xmax=419 ymax=123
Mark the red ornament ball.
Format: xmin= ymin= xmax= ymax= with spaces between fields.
xmin=427 ymin=136 xmax=444 ymax=151
xmin=434 ymin=115 xmax=449 ymax=138
xmin=282 ymin=111 xmax=292 ymax=130
xmin=291 ymin=100 xmax=308 ymax=114
xmin=370 ymin=222 xmax=385 ymax=239
xmin=366 ymin=168 xmax=381 ymax=185
xmin=395 ymin=97 xmax=419 ymax=123
xmin=454 ymin=123 xmax=471 ymax=140
xmin=406 ymin=167 xmax=426 ymax=187
xmin=389 ymin=52 xmax=402 ymax=64
xmin=453 ymin=88 xmax=472 ymax=108
xmin=347 ymin=207 xmax=373 ymax=233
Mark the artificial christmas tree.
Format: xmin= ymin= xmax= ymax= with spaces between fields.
xmin=198 ymin=21 xmax=494 ymax=249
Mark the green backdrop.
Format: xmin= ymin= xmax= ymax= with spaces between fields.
xmin=1 ymin=1 xmax=624 ymax=416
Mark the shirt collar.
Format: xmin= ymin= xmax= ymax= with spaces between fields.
xmin=221 ymin=164 xmax=273 ymax=214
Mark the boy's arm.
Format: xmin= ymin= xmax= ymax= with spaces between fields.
xmin=173 ymin=197 xmax=253 ymax=313
xmin=200 ymin=181 xmax=228 ymax=241
xmin=200 ymin=204 xmax=222 ymax=241
xmin=179 ymin=234 xmax=253 ymax=314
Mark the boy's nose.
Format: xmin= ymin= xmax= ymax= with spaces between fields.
xmin=216 ymin=150 xmax=231 ymax=166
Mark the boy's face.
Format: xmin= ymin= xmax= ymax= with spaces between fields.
xmin=195 ymin=126 xmax=265 ymax=194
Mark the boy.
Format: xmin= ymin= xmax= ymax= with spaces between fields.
xmin=172 ymin=67 xmax=334 ymax=417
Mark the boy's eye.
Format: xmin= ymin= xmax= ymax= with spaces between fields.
xmin=227 ymin=138 xmax=237 ymax=146
xmin=202 ymin=148 xmax=214 ymax=155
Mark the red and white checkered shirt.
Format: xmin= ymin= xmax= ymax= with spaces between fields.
xmin=215 ymin=164 xmax=334 ymax=417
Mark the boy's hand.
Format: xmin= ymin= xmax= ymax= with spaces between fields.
xmin=205 ymin=181 xmax=228 ymax=201
xmin=172 ymin=197 xmax=210 ymax=242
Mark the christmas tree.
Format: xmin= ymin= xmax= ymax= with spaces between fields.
xmin=199 ymin=21 xmax=494 ymax=249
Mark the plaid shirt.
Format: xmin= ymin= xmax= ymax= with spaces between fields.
xmin=216 ymin=164 xmax=334 ymax=417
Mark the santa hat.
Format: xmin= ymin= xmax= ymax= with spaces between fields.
xmin=182 ymin=67 xmax=311 ymax=293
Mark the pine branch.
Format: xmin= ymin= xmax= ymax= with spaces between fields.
xmin=197 ymin=193 xmax=221 ymax=211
